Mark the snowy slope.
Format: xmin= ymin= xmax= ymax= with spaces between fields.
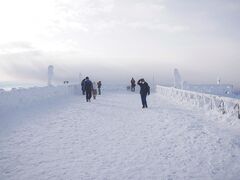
xmin=0 ymin=90 xmax=240 ymax=180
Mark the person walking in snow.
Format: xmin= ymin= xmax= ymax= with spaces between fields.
xmin=92 ymin=81 xmax=97 ymax=99
xmin=97 ymin=81 xmax=102 ymax=95
xmin=81 ymin=78 xmax=86 ymax=95
xmin=137 ymin=78 xmax=150 ymax=108
xmin=131 ymin=77 xmax=136 ymax=92
xmin=84 ymin=77 xmax=93 ymax=102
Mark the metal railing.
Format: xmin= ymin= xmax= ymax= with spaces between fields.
xmin=157 ymin=85 xmax=240 ymax=119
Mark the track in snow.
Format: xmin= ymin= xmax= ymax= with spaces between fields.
xmin=1 ymin=91 xmax=240 ymax=180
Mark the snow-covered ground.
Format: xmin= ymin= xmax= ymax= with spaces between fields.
xmin=1 ymin=90 xmax=240 ymax=180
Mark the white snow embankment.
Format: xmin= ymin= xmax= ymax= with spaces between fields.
xmin=0 ymin=85 xmax=80 ymax=115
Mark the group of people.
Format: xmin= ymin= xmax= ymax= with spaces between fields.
xmin=80 ymin=76 xmax=150 ymax=108
xmin=131 ymin=77 xmax=150 ymax=108
xmin=81 ymin=77 xmax=102 ymax=102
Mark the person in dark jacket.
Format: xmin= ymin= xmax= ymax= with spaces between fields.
xmin=84 ymin=77 xmax=93 ymax=102
xmin=131 ymin=78 xmax=136 ymax=92
xmin=81 ymin=78 xmax=86 ymax=95
xmin=97 ymin=81 xmax=102 ymax=95
xmin=137 ymin=78 xmax=150 ymax=108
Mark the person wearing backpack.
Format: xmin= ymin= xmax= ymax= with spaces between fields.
xmin=84 ymin=77 xmax=93 ymax=102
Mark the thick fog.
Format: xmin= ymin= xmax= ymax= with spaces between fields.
xmin=0 ymin=0 xmax=239 ymax=87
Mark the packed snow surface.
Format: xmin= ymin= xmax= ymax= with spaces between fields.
xmin=1 ymin=90 xmax=240 ymax=180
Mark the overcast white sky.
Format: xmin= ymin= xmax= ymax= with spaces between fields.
xmin=0 ymin=0 xmax=239 ymax=86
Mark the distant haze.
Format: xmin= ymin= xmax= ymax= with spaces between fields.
xmin=0 ymin=0 xmax=239 ymax=88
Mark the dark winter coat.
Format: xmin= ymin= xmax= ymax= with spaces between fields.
xmin=138 ymin=80 xmax=150 ymax=95
xmin=97 ymin=81 xmax=102 ymax=88
xmin=84 ymin=79 xmax=93 ymax=92
xmin=131 ymin=79 xmax=136 ymax=87
xmin=81 ymin=79 xmax=86 ymax=90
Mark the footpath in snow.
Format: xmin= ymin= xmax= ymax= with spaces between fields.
xmin=0 ymin=90 xmax=240 ymax=180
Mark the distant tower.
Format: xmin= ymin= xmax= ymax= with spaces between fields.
xmin=48 ymin=65 xmax=54 ymax=86
xmin=174 ymin=68 xmax=182 ymax=89
xmin=217 ymin=77 xmax=221 ymax=85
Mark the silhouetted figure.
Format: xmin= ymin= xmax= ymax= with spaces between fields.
xmin=92 ymin=81 xmax=97 ymax=99
xmin=97 ymin=81 xmax=102 ymax=95
xmin=137 ymin=78 xmax=150 ymax=108
xmin=131 ymin=78 xmax=136 ymax=92
xmin=84 ymin=77 xmax=93 ymax=102
xmin=81 ymin=78 xmax=86 ymax=95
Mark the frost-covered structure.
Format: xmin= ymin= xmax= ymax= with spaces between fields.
xmin=157 ymin=85 xmax=240 ymax=119
xmin=48 ymin=65 xmax=54 ymax=86
xmin=173 ymin=68 xmax=182 ymax=89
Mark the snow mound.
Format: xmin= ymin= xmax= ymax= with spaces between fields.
xmin=0 ymin=85 xmax=79 ymax=115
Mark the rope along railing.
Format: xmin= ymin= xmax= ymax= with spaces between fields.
xmin=157 ymin=85 xmax=240 ymax=119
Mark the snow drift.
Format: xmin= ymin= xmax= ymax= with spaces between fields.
xmin=0 ymin=85 xmax=80 ymax=115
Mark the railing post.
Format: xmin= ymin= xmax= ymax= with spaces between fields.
xmin=210 ymin=98 xmax=213 ymax=110
xmin=234 ymin=103 xmax=240 ymax=119
xmin=218 ymin=99 xmax=226 ymax=114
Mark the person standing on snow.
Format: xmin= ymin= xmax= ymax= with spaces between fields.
xmin=97 ymin=81 xmax=102 ymax=95
xmin=81 ymin=78 xmax=86 ymax=95
xmin=131 ymin=78 xmax=136 ymax=92
xmin=84 ymin=77 xmax=93 ymax=102
xmin=92 ymin=81 xmax=97 ymax=100
xmin=137 ymin=78 xmax=150 ymax=108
